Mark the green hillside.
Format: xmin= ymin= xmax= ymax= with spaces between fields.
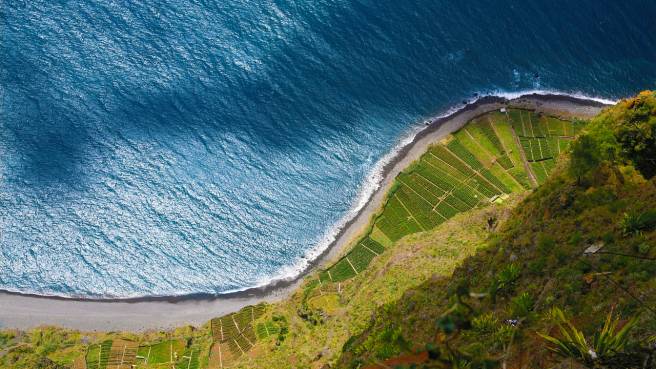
xmin=337 ymin=91 xmax=656 ymax=368
xmin=1 ymin=92 xmax=654 ymax=369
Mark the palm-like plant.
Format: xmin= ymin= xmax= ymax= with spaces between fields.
xmin=538 ymin=307 xmax=639 ymax=364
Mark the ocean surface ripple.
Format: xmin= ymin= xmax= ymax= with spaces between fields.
xmin=1 ymin=0 xmax=655 ymax=297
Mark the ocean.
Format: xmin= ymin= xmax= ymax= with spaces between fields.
xmin=1 ymin=0 xmax=655 ymax=298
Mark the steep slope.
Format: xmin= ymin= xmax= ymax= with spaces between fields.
xmin=336 ymin=92 xmax=656 ymax=369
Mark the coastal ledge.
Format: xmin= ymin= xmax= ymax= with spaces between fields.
xmin=0 ymin=93 xmax=611 ymax=331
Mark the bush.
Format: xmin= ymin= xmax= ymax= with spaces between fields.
xmin=510 ymin=292 xmax=534 ymax=318
xmin=496 ymin=264 xmax=520 ymax=291
xmin=472 ymin=313 xmax=499 ymax=334
xmin=620 ymin=209 xmax=656 ymax=236
xmin=538 ymin=307 xmax=639 ymax=365
xmin=568 ymin=135 xmax=601 ymax=185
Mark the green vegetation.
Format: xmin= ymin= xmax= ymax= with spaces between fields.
xmin=337 ymin=91 xmax=656 ymax=369
xmin=538 ymin=307 xmax=639 ymax=366
xmin=85 ymin=340 xmax=111 ymax=369
xmin=318 ymin=109 xmax=575 ymax=288
xmin=4 ymin=94 xmax=656 ymax=369
xmin=136 ymin=338 xmax=186 ymax=365
xmin=209 ymin=304 xmax=266 ymax=360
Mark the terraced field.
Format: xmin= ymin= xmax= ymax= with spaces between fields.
xmin=106 ymin=340 xmax=138 ymax=369
xmin=319 ymin=109 xmax=580 ymax=285
xmin=86 ymin=340 xmax=112 ymax=369
xmin=135 ymin=338 xmax=186 ymax=367
xmin=175 ymin=346 xmax=200 ymax=369
xmin=210 ymin=304 xmax=267 ymax=358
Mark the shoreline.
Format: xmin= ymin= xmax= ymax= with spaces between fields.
xmin=0 ymin=92 xmax=611 ymax=331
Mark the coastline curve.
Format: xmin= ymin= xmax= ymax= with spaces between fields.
xmin=0 ymin=92 xmax=613 ymax=330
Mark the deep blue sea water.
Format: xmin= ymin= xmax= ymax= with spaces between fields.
xmin=1 ymin=0 xmax=655 ymax=298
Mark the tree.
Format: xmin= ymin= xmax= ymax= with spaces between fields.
xmin=568 ymin=135 xmax=601 ymax=185
xmin=612 ymin=93 xmax=656 ymax=179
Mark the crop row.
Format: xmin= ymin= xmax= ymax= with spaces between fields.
xmin=256 ymin=321 xmax=280 ymax=340
xmin=419 ymin=157 xmax=495 ymax=200
xmin=521 ymin=137 xmax=553 ymax=162
xmin=478 ymin=120 xmax=506 ymax=155
xmin=496 ymin=154 xmax=514 ymax=170
xmin=327 ymin=258 xmax=356 ymax=282
xmin=396 ymin=186 xmax=442 ymax=230
xmin=375 ymin=195 xmax=422 ymax=242
xmin=174 ymin=347 xmax=200 ymax=369
xmin=445 ymin=140 xmax=484 ymax=171
xmin=507 ymin=167 xmax=532 ymax=190
xmin=399 ymin=173 xmax=443 ymax=204
xmin=509 ymin=110 xmax=547 ymax=138
xmin=86 ymin=340 xmax=112 ymax=369
xmin=325 ymin=237 xmax=385 ymax=281
xmin=480 ymin=168 xmax=511 ymax=194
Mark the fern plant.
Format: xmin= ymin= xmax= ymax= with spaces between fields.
xmin=538 ymin=307 xmax=639 ymax=364
xmin=510 ymin=292 xmax=534 ymax=318
xmin=498 ymin=264 xmax=520 ymax=289
xmin=620 ymin=209 xmax=656 ymax=236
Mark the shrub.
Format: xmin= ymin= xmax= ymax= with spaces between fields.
xmin=568 ymin=135 xmax=601 ymax=185
xmin=637 ymin=242 xmax=651 ymax=254
xmin=493 ymin=324 xmax=515 ymax=347
xmin=496 ymin=264 xmax=520 ymax=292
xmin=620 ymin=210 xmax=656 ymax=236
xmin=538 ymin=307 xmax=639 ymax=365
xmin=537 ymin=234 xmax=556 ymax=252
xmin=472 ymin=313 xmax=499 ymax=334
xmin=510 ymin=292 xmax=534 ymax=318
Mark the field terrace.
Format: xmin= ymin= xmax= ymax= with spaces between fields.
xmin=315 ymin=108 xmax=579 ymax=289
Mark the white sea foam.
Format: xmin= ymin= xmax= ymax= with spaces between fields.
xmin=242 ymin=89 xmax=620 ymax=295
xmin=491 ymin=88 xmax=619 ymax=105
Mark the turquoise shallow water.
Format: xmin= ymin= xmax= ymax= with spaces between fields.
xmin=1 ymin=0 xmax=655 ymax=298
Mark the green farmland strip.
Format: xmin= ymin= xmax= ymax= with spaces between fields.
xmin=544 ymin=116 xmax=568 ymax=136
xmin=235 ymin=334 xmax=253 ymax=352
xmin=430 ymin=145 xmax=476 ymax=175
xmin=444 ymin=194 xmax=472 ymax=212
xmin=408 ymin=172 xmax=446 ymax=199
xmin=479 ymin=119 xmax=506 ymax=155
xmin=329 ymin=258 xmax=357 ymax=282
xmin=496 ymin=154 xmax=514 ymax=170
xmin=491 ymin=115 xmax=525 ymax=168
xmin=361 ymin=237 xmax=385 ymax=254
xmin=175 ymin=347 xmax=200 ymax=369
xmin=452 ymin=187 xmax=481 ymax=207
xmin=399 ymin=186 xmax=443 ymax=229
xmin=424 ymin=152 xmax=471 ymax=183
xmin=508 ymin=109 xmax=528 ymax=137
xmin=508 ymin=167 xmax=532 ymax=190
xmin=464 ymin=177 xmax=497 ymax=199
xmin=463 ymin=123 xmax=502 ymax=159
xmin=375 ymin=215 xmax=404 ymax=242
xmin=447 ymin=138 xmax=484 ymax=170
xmin=348 ymin=244 xmax=377 ymax=273
xmin=487 ymin=162 xmax=523 ymax=193
xmin=480 ymin=168 xmax=511 ymax=194
xmin=530 ymin=162 xmax=549 ymax=184
xmin=318 ymin=271 xmax=331 ymax=283
xmin=399 ymin=173 xmax=440 ymax=205
xmin=86 ymin=340 xmax=112 ymax=369
xmin=435 ymin=199 xmax=459 ymax=219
